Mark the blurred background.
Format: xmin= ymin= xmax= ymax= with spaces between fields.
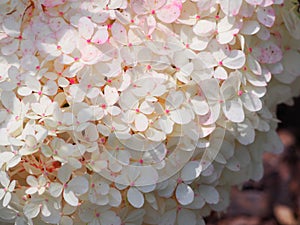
xmin=207 ymin=98 xmax=300 ymax=225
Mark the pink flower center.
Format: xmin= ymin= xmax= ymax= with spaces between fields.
xmin=177 ymin=178 xmax=183 ymax=184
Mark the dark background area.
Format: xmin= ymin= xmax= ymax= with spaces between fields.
xmin=207 ymin=98 xmax=300 ymax=225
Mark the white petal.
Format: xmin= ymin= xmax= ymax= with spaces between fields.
xmin=170 ymin=108 xmax=192 ymax=124
xmin=26 ymin=187 xmax=38 ymax=195
xmin=0 ymin=189 xmax=5 ymax=200
xmin=176 ymin=183 xmax=194 ymax=205
xmin=191 ymin=97 xmax=209 ymax=115
xmin=26 ymin=175 xmax=38 ymax=187
xmin=219 ymin=0 xmax=243 ymax=16
xmin=159 ymin=116 xmax=174 ymax=134
xmin=63 ymin=189 xmax=79 ymax=206
xmin=92 ymin=27 xmax=109 ymax=44
xmin=241 ymin=93 xmax=262 ymax=112
xmin=24 ymin=203 xmax=40 ymax=219
xmin=140 ymin=101 xmax=155 ymax=115
xmin=111 ymin=22 xmax=128 ymax=44
xmin=166 ymin=91 xmax=184 ymax=109
xmin=49 ymin=182 xmax=63 ymax=197
xmin=78 ymin=17 xmax=94 ymax=40
xmin=135 ymin=113 xmax=148 ymax=132
xmin=21 ymin=55 xmax=39 ymax=72
xmin=68 ymin=176 xmax=89 ymax=195
xmin=3 ymin=18 xmax=20 ymax=37
xmin=0 ymin=172 xmax=10 ymax=187
xmin=282 ymin=50 xmax=300 ymax=76
xmin=222 ymin=99 xmax=244 ymax=123
xmin=99 ymin=211 xmax=121 ymax=225
xmin=223 ymin=50 xmax=246 ymax=69
xmin=104 ymin=86 xmax=119 ymax=106
xmin=3 ymin=192 xmax=11 ymax=207
xmin=178 ymin=209 xmax=196 ymax=225
xmin=159 ymin=209 xmax=176 ymax=225
xmin=1 ymin=40 xmax=18 ymax=55
xmin=247 ymin=54 xmax=262 ymax=75
xmin=108 ymin=188 xmax=122 ymax=207
xmin=145 ymin=127 xmax=166 ymax=142
xmin=214 ymin=66 xmax=228 ymax=80
xmin=240 ymin=21 xmax=260 ymax=35
xmin=58 ymin=165 xmax=72 ymax=183
xmin=198 ymin=185 xmax=219 ymax=204
xmin=181 ymin=161 xmax=202 ymax=182
xmin=127 ymin=187 xmax=144 ymax=208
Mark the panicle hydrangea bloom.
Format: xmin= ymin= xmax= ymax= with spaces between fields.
xmin=0 ymin=0 xmax=299 ymax=224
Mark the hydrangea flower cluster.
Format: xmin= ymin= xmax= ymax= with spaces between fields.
xmin=0 ymin=0 xmax=299 ymax=225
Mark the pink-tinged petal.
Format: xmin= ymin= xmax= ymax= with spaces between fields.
xmin=253 ymin=42 xmax=282 ymax=64
xmin=148 ymin=0 xmax=167 ymax=10
xmin=20 ymin=55 xmax=39 ymax=72
xmin=40 ymin=0 xmax=66 ymax=7
xmin=91 ymin=27 xmax=109 ymax=45
xmin=80 ymin=44 xmax=101 ymax=64
xmin=111 ymin=22 xmax=128 ymax=44
xmin=49 ymin=18 xmax=66 ymax=32
xmin=260 ymin=0 xmax=274 ymax=7
xmin=219 ymin=0 xmax=243 ymax=16
xmin=257 ymin=6 xmax=275 ymax=27
xmin=131 ymin=0 xmax=148 ymax=15
xmin=245 ymin=0 xmax=263 ymax=6
xmin=78 ymin=17 xmax=94 ymax=40
xmin=156 ymin=1 xmax=182 ymax=23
